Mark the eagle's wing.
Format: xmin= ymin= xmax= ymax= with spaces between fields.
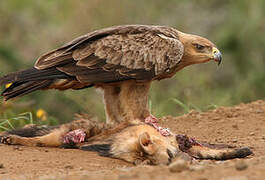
xmin=35 ymin=25 xmax=184 ymax=84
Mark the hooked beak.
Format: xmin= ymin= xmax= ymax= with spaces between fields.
xmin=212 ymin=47 xmax=222 ymax=65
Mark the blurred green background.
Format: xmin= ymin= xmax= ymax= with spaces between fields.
xmin=0 ymin=0 xmax=264 ymax=127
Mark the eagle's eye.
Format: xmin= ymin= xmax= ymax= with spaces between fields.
xmin=194 ymin=44 xmax=205 ymax=50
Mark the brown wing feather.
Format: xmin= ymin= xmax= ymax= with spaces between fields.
xmin=35 ymin=25 xmax=184 ymax=84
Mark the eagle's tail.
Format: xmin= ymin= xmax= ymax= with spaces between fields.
xmin=0 ymin=67 xmax=71 ymax=101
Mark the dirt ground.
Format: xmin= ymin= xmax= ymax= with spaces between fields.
xmin=0 ymin=100 xmax=265 ymax=180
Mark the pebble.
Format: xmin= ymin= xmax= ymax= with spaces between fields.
xmin=232 ymin=139 xmax=238 ymax=143
xmin=235 ymin=160 xmax=248 ymax=171
xmin=249 ymin=132 xmax=255 ymax=136
xmin=13 ymin=146 xmax=23 ymax=151
xmin=212 ymin=117 xmax=220 ymax=120
xmin=169 ymin=159 xmax=189 ymax=173
xmin=64 ymin=165 xmax=74 ymax=169
xmin=232 ymin=124 xmax=238 ymax=129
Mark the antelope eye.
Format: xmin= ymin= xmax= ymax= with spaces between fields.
xmin=194 ymin=44 xmax=205 ymax=50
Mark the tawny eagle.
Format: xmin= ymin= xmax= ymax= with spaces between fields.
xmin=0 ymin=25 xmax=222 ymax=124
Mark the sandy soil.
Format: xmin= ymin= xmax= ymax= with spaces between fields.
xmin=0 ymin=100 xmax=265 ymax=180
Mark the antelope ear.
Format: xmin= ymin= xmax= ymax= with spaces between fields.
xmin=139 ymin=132 xmax=156 ymax=155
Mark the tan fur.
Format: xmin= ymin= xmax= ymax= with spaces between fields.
xmin=3 ymin=129 xmax=66 ymax=147
xmin=109 ymin=124 xmax=178 ymax=165
xmin=0 ymin=117 xmax=252 ymax=165
xmin=0 ymin=119 xmax=177 ymax=165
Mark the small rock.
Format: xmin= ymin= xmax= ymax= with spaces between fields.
xmin=169 ymin=159 xmax=189 ymax=173
xmin=235 ymin=160 xmax=248 ymax=171
xmin=64 ymin=165 xmax=74 ymax=169
xmin=212 ymin=117 xmax=220 ymax=120
xmin=232 ymin=124 xmax=238 ymax=129
xmin=249 ymin=132 xmax=255 ymax=136
xmin=232 ymin=139 xmax=238 ymax=143
xmin=13 ymin=146 xmax=23 ymax=151
xmin=0 ymin=164 xmax=4 ymax=168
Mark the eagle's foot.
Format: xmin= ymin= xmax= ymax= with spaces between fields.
xmin=63 ymin=129 xmax=86 ymax=144
xmin=145 ymin=114 xmax=173 ymax=137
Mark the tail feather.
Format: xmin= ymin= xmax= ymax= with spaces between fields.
xmin=2 ymin=80 xmax=53 ymax=100
xmin=0 ymin=67 xmax=73 ymax=100
xmin=0 ymin=68 xmax=70 ymax=86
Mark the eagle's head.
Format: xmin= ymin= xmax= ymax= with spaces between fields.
xmin=178 ymin=32 xmax=222 ymax=66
